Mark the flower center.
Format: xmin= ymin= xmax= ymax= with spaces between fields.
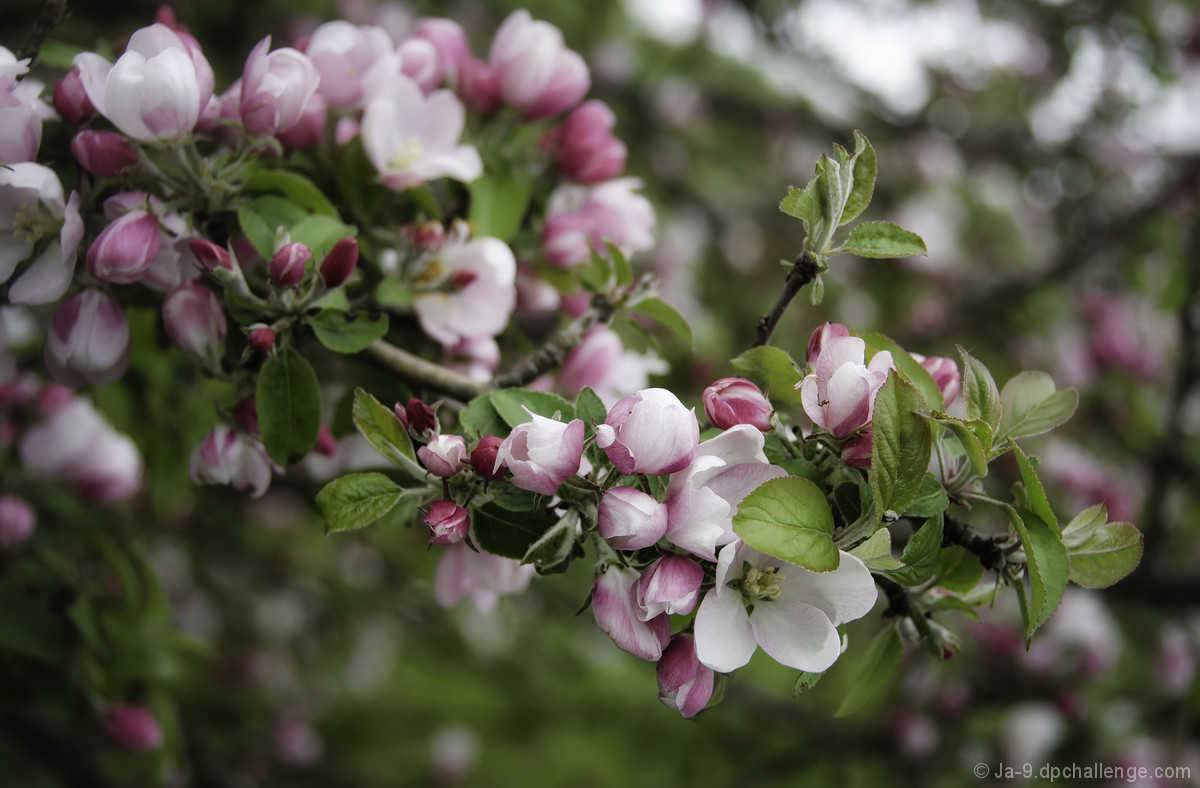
xmin=13 ymin=203 xmax=57 ymax=244
xmin=731 ymin=563 xmax=784 ymax=602
xmin=389 ymin=138 xmax=423 ymax=171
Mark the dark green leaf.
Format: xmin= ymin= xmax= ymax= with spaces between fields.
xmin=732 ymin=476 xmax=838 ymax=572
xmin=835 ymin=625 xmax=903 ymax=717
xmin=352 ymin=387 xmax=417 ymax=468
xmin=840 ymin=221 xmax=927 ymax=259
xmin=244 ymin=170 xmax=339 ymax=218
xmin=473 ymin=502 xmax=558 ymax=560
xmin=468 ymin=175 xmax=530 ymax=241
xmin=904 ymin=473 xmax=950 ymax=518
xmin=862 ymin=333 xmax=943 ymax=410
xmin=870 ymin=373 xmax=933 ymax=523
xmin=884 ymin=516 xmax=944 ymax=586
xmin=632 ymin=297 xmax=693 ymax=347
xmin=317 ymin=473 xmax=407 ymax=533
xmin=1010 ymin=442 xmax=1057 ymax=535
xmin=957 ymin=346 xmax=1001 ymax=432
xmin=460 ymin=394 xmax=509 ymax=440
xmin=311 ymin=309 xmax=389 ymax=354
xmin=576 ymin=386 xmax=608 ymax=439
xmin=489 ymin=389 xmax=575 ymax=426
xmin=257 ymin=347 xmax=322 ymax=467
xmin=730 ymin=346 xmax=806 ymax=408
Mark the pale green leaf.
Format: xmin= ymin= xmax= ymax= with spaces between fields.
xmin=732 ymin=476 xmax=839 ymax=572
xmin=840 ymin=222 xmax=926 ymax=259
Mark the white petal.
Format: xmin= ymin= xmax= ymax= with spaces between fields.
xmin=750 ymin=597 xmax=842 ymax=672
xmin=8 ymin=241 xmax=71 ymax=304
xmin=694 ymin=588 xmax=756 ymax=673
xmin=780 ymin=551 xmax=878 ymax=626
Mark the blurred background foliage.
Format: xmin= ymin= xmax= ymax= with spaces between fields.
xmin=2 ymin=0 xmax=1199 ymax=785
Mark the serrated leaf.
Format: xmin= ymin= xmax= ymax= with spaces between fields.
xmin=871 ymin=373 xmax=933 ymax=523
xmin=257 ymin=347 xmax=322 ymax=467
xmin=468 ymin=175 xmax=530 ymax=242
xmin=884 ymin=516 xmax=944 ymax=586
xmin=862 ymin=333 xmax=943 ymax=411
xmin=732 ymin=477 xmax=838 ymax=571
xmin=936 ymin=545 xmax=984 ymax=592
xmin=633 ymin=297 xmax=693 ymax=347
xmin=1063 ymin=515 xmax=1143 ymax=589
xmin=1005 ymin=505 xmax=1069 ymax=640
xmin=290 ymin=215 xmax=357 ymax=259
xmin=920 ymin=413 xmax=987 ymax=479
xmin=311 ymin=309 xmax=389 ymax=354
xmin=794 ymin=670 xmax=824 ymax=695
xmin=997 ymin=372 xmax=1078 ymax=441
xmin=576 ymin=386 xmax=608 ymax=439
xmin=473 ymin=502 xmax=558 ymax=560
xmin=904 ymin=473 xmax=949 ymax=518
xmin=522 ymin=509 xmax=580 ymax=574
xmin=317 ymin=473 xmax=405 ymax=533
xmin=244 ymin=170 xmax=339 ymax=218
xmin=352 ymin=387 xmax=417 ymax=468
xmin=847 ymin=528 xmax=902 ymax=571
xmin=460 ymin=394 xmax=509 ymax=440
xmin=839 ymin=131 xmax=876 ymax=226
xmin=835 ymin=625 xmax=903 ymax=717
xmin=840 ymin=222 xmax=927 ymax=259
xmin=957 ymin=346 xmax=1001 ymax=432
xmin=489 ymin=389 xmax=575 ymax=426
xmin=730 ymin=346 xmax=806 ymax=408
xmin=1062 ymin=503 xmax=1108 ymax=538
xmin=1010 ymin=442 xmax=1058 ymax=535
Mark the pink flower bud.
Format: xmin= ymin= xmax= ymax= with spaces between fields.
xmin=425 ymin=499 xmax=470 ymax=545
xmin=240 ymin=37 xmax=321 ymax=138
xmin=592 ymin=564 xmax=670 ymax=661
xmin=86 ymin=210 xmax=160 ymax=284
xmin=319 ymin=237 xmax=358 ymax=287
xmin=232 ymin=398 xmax=259 ymax=434
xmin=413 ymin=18 xmax=471 ymax=82
xmin=276 ymin=91 xmax=327 ymax=149
xmin=842 ymin=431 xmax=873 ymax=469
xmin=555 ymin=100 xmax=627 ymax=183
xmin=272 ymin=714 xmax=324 ymax=767
xmin=43 ymin=289 xmax=131 ymax=387
xmin=189 ymin=425 xmax=272 ymax=498
xmin=53 ymin=66 xmax=95 ymax=125
xmin=0 ymin=494 xmax=36 ymax=551
xmin=489 ymin=11 xmax=589 ymax=120
xmin=162 ymin=281 xmax=227 ymax=362
xmin=806 ymin=322 xmax=851 ymax=367
xmin=189 ymin=238 xmax=233 ymax=271
xmin=396 ymin=398 xmax=438 ymax=439
xmin=403 ymin=220 xmax=446 ymax=251
xmin=657 ymin=633 xmax=715 ymax=719
xmin=71 ymin=130 xmax=138 ymax=178
xmin=913 ymin=354 xmax=961 ymax=407
xmin=103 ymin=704 xmax=163 ymax=752
xmin=596 ymin=388 xmax=698 ymax=476
xmin=598 ymin=487 xmax=667 ymax=550
xmin=470 ymin=434 xmax=506 ymax=480
xmin=633 ymin=555 xmax=704 ymax=619
xmin=798 ymin=336 xmax=894 ymax=439
xmin=703 ymin=377 xmax=772 ymax=432
xmin=495 ymin=412 xmax=585 ymax=495
xmin=418 ymin=434 xmax=468 ymax=477
xmin=313 ymin=424 xmax=337 ymax=456
xmin=458 ymin=58 xmax=499 ymax=114
xmin=269 ymin=242 xmax=311 ymax=287
xmin=246 ymin=325 xmax=275 ymax=354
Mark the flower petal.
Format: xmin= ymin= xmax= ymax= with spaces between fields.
xmin=779 ymin=550 xmax=878 ymax=626
xmin=750 ymin=597 xmax=842 ymax=672
xmin=694 ymin=586 xmax=756 ymax=672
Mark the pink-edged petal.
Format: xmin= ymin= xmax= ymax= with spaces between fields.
xmin=72 ymin=52 xmax=112 ymax=114
xmin=8 ymin=241 xmax=70 ymax=304
xmin=799 ymin=373 xmax=823 ymax=428
xmin=779 ymin=551 xmax=878 ymax=626
xmin=824 ymin=363 xmax=872 ymax=437
xmin=815 ymin=336 xmax=867 ymax=385
xmin=694 ymin=587 xmax=756 ymax=672
xmin=750 ymin=597 xmax=843 ymax=672
xmin=704 ymin=461 xmax=788 ymax=511
xmin=665 ymin=484 xmax=731 ymax=561
xmin=592 ymin=566 xmax=670 ymax=661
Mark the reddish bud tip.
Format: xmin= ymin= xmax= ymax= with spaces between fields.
xmin=248 ymin=325 xmax=275 ymax=353
xmin=319 ymin=237 xmax=358 ymax=288
xmin=189 ymin=238 xmax=233 ymax=272
xmin=269 ymin=242 xmax=311 ymax=288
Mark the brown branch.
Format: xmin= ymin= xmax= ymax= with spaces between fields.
xmin=943 ymin=515 xmax=1008 ymax=572
xmin=17 ymin=0 xmax=68 ymax=66
xmin=361 ymin=340 xmax=485 ymax=402
xmin=753 ymin=250 xmax=820 ymax=347
xmin=489 ymin=294 xmax=615 ymax=390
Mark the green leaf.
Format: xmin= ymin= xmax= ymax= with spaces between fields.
xmin=835 ymin=625 xmax=903 ymax=717
xmin=920 ymin=413 xmax=987 ymax=479
xmin=732 ymin=476 xmax=838 ymax=572
xmin=473 ymin=502 xmax=558 ymax=560
xmin=244 ymin=170 xmax=339 ymax=218
xmin=1010 ymin=442 xmax=1058 ymax=535
xmin=289 ymin=215 xmax=357 ymax=259
xmin=928 ymin=594 xmax=981 ymax=622
xmin=238 ymin=195 xmax=310 ymax=259
xmin=870 ymin=373 xmax=933 ymax=523
xmin=861 ymin=333 xmax=943 ymax=410
xmin=310 ymin=309 xmax=389 ymax=354
xmin=839 ymin=130 xmax=877 ymax=226
xmin=884 ymin=516 xmax=944 ymax=586
xmin=1061 ymin=506 xmax=1143 ymax=588
xmin=794 ymin=671 xmax=824 ymax=695
xmin=460 ymin=394 xmax=509 ymax=440
xmin=317 ymin=473 xmax=408 ymax=533
xmin=522 ymin=510 xmax=581 ymax=574
xmin=576 ymin=386 xmax=608 ymax=439
xmin=847 ymin=528 xmax=902 ymax=572
xmin=257 ymin=347 xmax=322 ymax=467
xmin=468 ymin=175 xmax=530 ymax=241
xmin=607 ymin=241 xmax=633 ymax=286
xmin=904 ymin=473 xmax=950 ymax=518
xmin=957 ymin=346 xmax=1001 ymax=432
xmin=997 ymin=371 xmax=1079 ymax=441
xmin=632 ymin=297 xmax=693 ymax=348
xmin=936 ymin=545 xmax=984 ymax=592
xmin=352 ymin=387 xmax=417 ymax=468
xmin=1005 ymin=505 xmax=1069 ymax=640
xmin=489 ymin=389 xmax=575 ymax=426
xmin=375 ymin=278 xmax=411 ymax=308
xmin=730 ymin=346 xmax=806 ymax=408
xmin=839 ymin=221 xmax=927 ymax=259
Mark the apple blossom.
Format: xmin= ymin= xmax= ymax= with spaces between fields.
xmin=419 ymin=434 xmax=469 ymax=477
xmin=558 ymin=326 xmax=666 ymax=407
xmin=494 ymin=411 xmax=584 ymax=495
xmin=598 ymin=486 xmax=668 ymax=550
xmin=269 ymin=242 xmax=310 ymax=287
xmin=595 ymin=388 xmax=699 ymax=476
xmin=71 ymin=130 xmax=139 ymax=178
xmin=53 ymin=65 xmax=95 ymax=125
xmin=555 ymin=100 xmax=627 ymax=184
xmin=798 ymin=336 xmax=895 ymax=439
xmin=0 ymin=163 xmax=83 ymax=305
xmin=633 ymin=555 xmax=704 ymax=620
xmin=657 ymin=633 xmax=715 ymax=719
xmin=488 ymin=10 xmax=589 ymax=119
xmin=913 ymin=353 xmax=961 ymax=407
xmin=412 ymin=234 xmax=516 ymax=347
xmin=425 ymin=500 xmax=471 ymax=545
xmin=470 ymin=435 xmax=506 ymax=481
xmin=304 ymin=21 xmax=394 ymax=110
xmin=86 ymin=209 xmax=160 ymax=284
xmin=162 ymin=280 xmax=227 ymax=363
xmin=412 ymin=18 xmax=471 ymax=84
xmin=240 ymin=37 xmax=321 ymax=138
xmin=189 ymin=238 xmax=232 ymax=272
xmin=276 ymin=91 xmax=327 ymax=148
xmin=434 ymin=542 xmax=534 ymax=613
xmin=0 ymin=71 xmax=45 ymax=164
xmin=543 ymin=178 xmax=655 ymax=268
xmin=694 ymin=541 xmax=877 ymax=673
xmin=103 ymin=705 xmax=163 ymax=752
xmin=703 ymin=377 xmax=772 ymax=432
xmin=592 ymin=564 xmax=671 ymax=661
xmin=20 ymin=397 xmax=143 ymax=502
xmin=189 ymin=425 xmax=273 ymax=498
xmin=806 ymin=321 xmax=851 ymax=366
xmin=43 ymin=289 xmax=131 ymax=387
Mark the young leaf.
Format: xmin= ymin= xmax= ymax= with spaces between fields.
xmin=257 ymin=347 xmax=322 ymax=467
xmin=1005 ymin=505 xmax=1069 ymax=639
xmin=839 ymin=222 xmax=926 ymax=259
xmin=575 ymin=386 xmax=608 ymax=438
xmin=579 ymin=244 xmax=612 ymax=292
xmin=862 ymin=333 xmax=943 ymax=411
xmin=835 ymin=625 xmax=903 ymax=718
xmin=632 ymin=297 xmax=693 ymax=348
xmin=956 ymin=346 xmax=1001 ymax=432
xmin=352 ymin=387 xmax=417 ymax=467
xmin=730 ymin=346 xmax=806 ymax=408
xmin=317 ymin=473 xmax=405 ymax=533
xmin=310 ymin=309 xmax=389 ymax=354
xmin=1009 ymin=442 xmax=1058 ymax=535
xmin=870 ymin=373 xmax=933 ymax=523
xmin=838 ymin=130 xmax=877 ymax=226
xmin=920 ymin=413 xmax=988 ymax=479
xmin=606 ymin=241 xmax=633 ymax=286
xmin=904 ymin=473 xmax=950 ymax=518
xmin=936 ymin=546 xmax=985 ymax=593
xmin=243 ymin=170 xmax=339 ymax=218
xmin=794 ymin=671 xmax=824 ymax=695
xmin=884 ymin=516 xmax=944 ymax=586
xmin=1061 ymin=506 xmax=1143 ymax=588
xmin=460 ymin=394 xmax=509 ymax=440
xmin=473 ymin=502 xmax=558 ymax=560
xmin=732 ymin=476 xmax=839 ymax=572
xmin=847 ymin=528 xmax=903 ymax=571
xmin=468 ymin=175 xmax=530 ymax=241
xmin=489 ymin=389 xmax=576 ymax=426
xmin=997 ymin=371 xmax=1079 ymax=441
xmin=522 ymin=509 xmax=581 ymax=574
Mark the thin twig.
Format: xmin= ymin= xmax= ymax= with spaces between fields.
xmin=490 ymin=294 xmax=615 ymax=390
xmin=17 ymin=0 xmax=68 ymax=66
xmin=754 ymin=250 xmax=820 ymax=347
xmin=942 ymin=515 xmax=1008 ymax=572
xmin=362 ymin=340 xmax=485 ymax=402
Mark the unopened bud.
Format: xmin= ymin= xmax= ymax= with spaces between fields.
xmin=397 ymin=398 xmax=438 ymax=439
xmin=0 ymin=494 xmax=36 ymax=551
xmin=269 ymin=242 xmax=311 ymax=288
xmin=425 ymin=500 xmax=470 ymax=545
xmin=86 ymin=210 xmax=160 ymax=284
xmin=162 ymin=281 xmax=227 ymax=363
xmin=232 ymin=398 xmax=259 ymax=434
xmin=418 ymin=434 xmax=468 ymax=477
xmin=702 ymin=377 xmax=772 ymax=432
xmin=189 ymin=238 xmax=233 ymax=272
xmin=248 ymin=324 xmax=275 ymax=353
xmin=103 ymin=704 xmax=164 ymax=752
xmin=319 ymin=237 xmax=358 ymax=287
xmin=71 ymin=130 xmax=138 ymax=178
xmin=53 ymin=67 xmax=95 ymax=125
xmin=470 ymin=434 xmax=506 ymax=480
xmin=314 ymin=424 xmax=337 ymax=457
